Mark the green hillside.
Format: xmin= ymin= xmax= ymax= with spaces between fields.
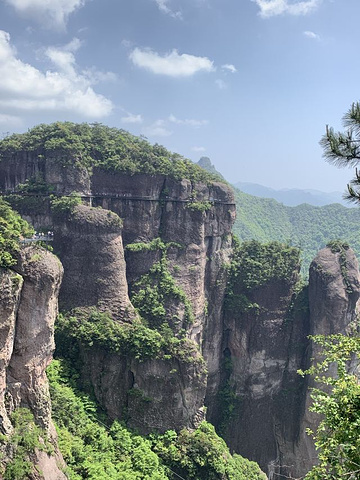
xmin=233 ymin=189 xmax=360 ymax=276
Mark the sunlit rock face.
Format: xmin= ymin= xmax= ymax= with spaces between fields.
xmin=0 ymin=246 xmax=66 ymax=479
xmin=1 ymin=150 xmax=236 ymax=433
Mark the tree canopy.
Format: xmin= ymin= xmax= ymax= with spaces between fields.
xmin=0 ymin=198 xmax=33 ymax=268
xmin=299 ymin=335 xmax=360 ymax=479
xmin=0 ymin=122 xmax=222 ymax=184
xmin=321 ymin=102 xmax=360 ymax=204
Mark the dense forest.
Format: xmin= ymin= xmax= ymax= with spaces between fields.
xmin=233 ymin=189 xmax=360 ymax=276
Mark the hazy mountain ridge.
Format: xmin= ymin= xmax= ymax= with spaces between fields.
xmin=233 ymin=189 xmax=360 ymax=275
xmin=196 ymin=157 xmax=360 ymax=275
xmin=233 ymin=181 xmax=348 ymax=207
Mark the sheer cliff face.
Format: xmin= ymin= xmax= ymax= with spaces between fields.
xmin=3 ymin=153 xmax=360 ymax=478
xmin=290 ymin=246 xmax=360 ymax=478
xmin=13 ymin=166 xmax=234 ymax=433
xmin=89 ymin=171 xmax=235 ymax=410
xmin=219 ymin=246 xmax=360 ymax=479
xmin=0 ymin=246 xmax=66 ymax=479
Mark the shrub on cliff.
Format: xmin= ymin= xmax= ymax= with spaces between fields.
xmin=50 ymin=192 xmax=82 ymax=214
xmin=48 ymin=359 xmax=266 ymax=480
xmin=47 ymin=359 xmax=168 ymax=480
xmin=0 ymin=199 xmax=33 ymax=268
xmin=0 ymin=122 xmax=222 ymax=184
xmin=152 ymin=422 xmax=266 ymax=480
xmin=225 ymin=237 xmax=301 ymax=313
xmin=299 ymin=334 xmax=360 ymax=479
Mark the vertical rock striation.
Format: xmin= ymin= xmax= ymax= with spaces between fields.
xmin=0 ymin=245 xmax=66 ymax=479
xmin=290 ymin=245 xmax=360 ymax=478
xmin=218 ymin=245 xmax=360 ymax=479
xmin=50 ymin=173 xmax=235 ymax=433
xmin=53 ymin=204 xmax=136 ymax=321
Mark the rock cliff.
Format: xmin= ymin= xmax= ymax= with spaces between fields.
xmin=217 ymin=243 xmax=360 ymax=478
xmin=0 ymin=144 xmax=236 ymax=434
xmin=1 ymin=124 xmax=359 ymax=479
xmin=0 ymin=246 xmax=66 ymax=479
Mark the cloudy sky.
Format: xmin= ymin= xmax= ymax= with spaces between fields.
xmin=0 ymin=0 xmax=359 ymax=192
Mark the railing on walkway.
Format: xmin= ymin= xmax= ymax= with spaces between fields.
xmin=0 ymin=191 xmax=235 ymax=207
xmin=21 ymin=233 xmax=54 ymax=244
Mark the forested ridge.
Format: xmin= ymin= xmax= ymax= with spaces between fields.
xmin=233 ymin=189 xmax=360 ymax=275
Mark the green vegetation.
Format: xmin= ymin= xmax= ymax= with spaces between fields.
xmin=321 ymin=102 xmax=360 ymax=204
xmin=55 ymin=309 xmax=203 ymax=368
xmin=0 ymin=198 xmax=33 ymax=268
xmin=225 ymin=238 xmax=300 ymax=314
xmin=4 ymin=194 xmax=49 ymax=216
xmin=233 ymin=189 xmax=360 ymax=276
xmin=48 ymin=359 xmax=168 ymax=480
xmin=127 ymin=237 xmax=194 ymax=330
xmin=185 ymin=200 xmax=213 ymax=212
xmin=152 ymin=422 xmax=266 ymax=480
xmin=56 ymin=309 xmax=164 ymax=360
xmin=0 ymin=408 xmax=51 ymax=480
xmin=50 ymin=193 xmax=82 ymax=214
xmin=0 ymin=122 xmax=221 ymax=184
xmin=299 ymin=334 xmax=360 ymax=479
xmin=216 ymin=354 xmax=238 ymax=436
xmin=228 ymin=239 xmax=300 ymax=291
xmin=130 ymin=253 xmax=194 ymax=329
xmin=325 ymin=240 xmax=354 ymax=294
xmin=14 ymin=176 xmax=54 ymax=195
xmin=47 ymin=359 xmax=265 ymax=480
xmin=126 ymin=238 xmax=182 ymax=253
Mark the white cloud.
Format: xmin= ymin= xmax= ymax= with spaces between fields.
xmin=252 ymin=0 xmax=321 ymax=18
xmin=215 ymin=79 xmax=227 ymax=90
xmin=143 ymin=119 xmax=172 ymax=137
xmin=192 ymin=146 xmax=206 ymax=152
xmin=0 ymin=31 xmax=113 ymax=118
xmin=82 ymin=67 xmax=118 ymax=84
xmin=121 ymin=113 xmax=143 ymax=124
xmin=45 ymin=38 xmax=117 ymax=84
xmin=222 ymin=64 xmax=237 ymax=73
xmin=154 ymin=0 xmax=182 ymax=19
xmin=129 ymin=48 xmax=215 ymax=77
xmin=169 ymin=114 xmax=208 ymax=128
xmin=4 ymin=0 xmax=87 ymax=29
xmin=303 ymin=30 xmax=320 ymax=40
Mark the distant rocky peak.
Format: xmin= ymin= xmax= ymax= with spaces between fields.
xmin=197 ymin=157 xmax=224 ymax=179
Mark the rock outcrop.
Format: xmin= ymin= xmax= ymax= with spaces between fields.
xmin=218 ymin=245 xmax=360 ymax=478
xmin=1 ymin=141 xmax=359 ymax=479
xmin=290 ymin=245 xmax=360 ymax=478
xmin=1 ymin=155 xmax=236 ymax=433
xmin=0 ymin=246 xmax=66 ymax=479
xmin=53 ymin=204 xmax=136 ymax=320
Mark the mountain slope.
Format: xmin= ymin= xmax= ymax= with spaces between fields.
xmin=234 ymin=181 xmax=347 ymax=207
xmin=233 ymin=189 xmax=360 ymax=275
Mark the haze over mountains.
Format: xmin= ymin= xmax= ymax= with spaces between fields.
xmin=197 ymin=157 xmax=349 ymax=207
xmin=234 ymin=182 xmax=349 ymax=208
xmin=196 ymin=157 xmax=360 ymax=275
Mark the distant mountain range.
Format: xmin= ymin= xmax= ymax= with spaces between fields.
xmin=196 ymin=157 xmax=360 ymax=275
xmin=233 ymin=182 xmax=349 ymax=208
xmin=196 ymin=158 xmax=349 ymax=207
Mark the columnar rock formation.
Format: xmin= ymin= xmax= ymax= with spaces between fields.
xmin=1 ymin=147 xmax=359 ymax=478
xmin=218 ymin=245 xmax=360 ymax=478
xmin=0 ymin=246 xmax=66 ymax=479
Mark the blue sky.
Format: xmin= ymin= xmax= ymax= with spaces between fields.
xmin=0 ymin=0 xmax=359 ymax=192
